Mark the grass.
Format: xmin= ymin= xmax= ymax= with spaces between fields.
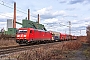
xmin=0 ymin=39 xmax=18 ymax=47
xmin=83 ymin=47 xmax=90 ymax=58
xmin=6 ymin=40 xmax=82 ymax=60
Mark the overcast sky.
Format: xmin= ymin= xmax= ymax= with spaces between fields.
xmin=0 ymin=0 xmax=90 ymax=36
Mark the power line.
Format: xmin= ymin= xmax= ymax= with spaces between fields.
xmin=0 ymin=2 xmax=13 ymax=9
xmin=0 ymin=13 xmax=13 ymax=18
xmin=0 ymin=0 xmax=27 ymax=13
xmin=0 ymin=0 xmax=40 ymax=20
xmin=45 ymin=22 xmax=69 ymax=27
xmin=0 ymin=1 xmax=27 ymax=14
xmin=0 ymin=0 xmax=14 ymax=6
xmin=17 ymin=9 xmax=27 ymax=14
xmin=0 ymin=12 xmax=26 ymax=21
xmin=0 ymin=1 xmax=36 ymax=18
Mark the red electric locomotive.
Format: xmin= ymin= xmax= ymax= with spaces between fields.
xmin=16 ymin=28 xmax=52 ymax=44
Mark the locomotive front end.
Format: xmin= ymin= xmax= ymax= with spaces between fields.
xmin=16 ymin=28 xmax=28 ymax=44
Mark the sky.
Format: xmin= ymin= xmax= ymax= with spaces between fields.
xmin=0 ymin=0 xmax=90 ymax=36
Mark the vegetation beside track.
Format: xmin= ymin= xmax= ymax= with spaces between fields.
xmin=83 ymin=47 xmax=90 ymax=58
xmin=0 ymin=39 xmax=18 ymax=47
xmin=0 ymin=36 xmax=90 ymax=60
xmin=0 ymin=40 xmax=84 ymax=60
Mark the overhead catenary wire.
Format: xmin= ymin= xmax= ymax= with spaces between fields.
xmin=0 ymin=0 xmax=14 ymax=6
xmin=0 ymin=13 xmax=13 ymax=18
xmin=0 ymin=0 xmax=37 ymax=19
xmin=0 ymin=2 xmax=13 ymax=9
xmin=0 ymin=0 xmax=27 ymax=12
xmin=0 ymin=12 xmax=25 ymax=20
xmin=0 ymin=11 xmax=35 ymax=22
xmin=0 ymin=2 xmax=27 ymax=14
xmin=45 ymin=22 xmax=69 ymax=27
xmin=0 ymin=1 xmax=25 ymax=14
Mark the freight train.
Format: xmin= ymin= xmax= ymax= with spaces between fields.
xmin=16 ymin=28 xmax=77 ymax=45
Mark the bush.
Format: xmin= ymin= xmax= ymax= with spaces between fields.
xmin=9 ymin=41 xmax=82 ymax=60
xmin=86 ymin=25 xmax=90 ymax=45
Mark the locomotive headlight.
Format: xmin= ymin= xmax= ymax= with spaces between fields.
xmin=17 ymin=35 xmax=20 ymax=37
xmin=24 ymin=35 xmax=26 ymax=37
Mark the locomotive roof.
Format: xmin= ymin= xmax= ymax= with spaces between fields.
xmin=18 ymin=28 xmax=49 ymax=32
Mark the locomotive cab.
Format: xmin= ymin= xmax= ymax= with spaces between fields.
xmin=16 ymin=28 xmax=33 ymax=44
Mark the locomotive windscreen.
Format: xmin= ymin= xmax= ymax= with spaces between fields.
xmin=18 ymin=30 xmax=27 ymax=33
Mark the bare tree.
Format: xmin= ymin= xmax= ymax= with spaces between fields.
xmin=86 ymin=25 xmax=90 ymax=44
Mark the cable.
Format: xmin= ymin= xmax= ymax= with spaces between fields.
xmin=16 ymin=7 xmax=27 ymax=14
xmin=0 ymin=0 xmax=13 ymax=6
xmin=0 ymin=0 xmax=25 ymax=10
xmin=17 ymin=9 xmax=27 ymax=14
xmin=0 ymin=0 xmax=37 ymax=18
xmin=0 ymin=1 xmax=38 ymax=19
xmin=0 ymin=1 xmax=27 ymax=14
xmin=45 ymin=22 xmax=69 ymax=27
xmin=0 ymin=14 xmax=13 ymax=18
xmin=0 ymin=0 xmax=25 ymax=11
xmin=0 ymin=2 xmax=36 ymax=19
xmin=0 ymin=2 xmax=13 ymax=9
xmin=0 ymin=2 xmax=27 ymax=14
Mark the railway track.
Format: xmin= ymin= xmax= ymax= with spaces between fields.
xmin=0 ymin=45 xmax=31 ymax=55
xmin=0 ymin=40 xmax=76 ymax=56
xmin=0 ymin=45 xmax=21 ymax=50
xmin=0 ymin=41 xmax=63 ymax=55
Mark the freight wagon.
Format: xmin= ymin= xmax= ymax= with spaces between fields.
xmin=49 ymin=31 xmax=75 ymax=41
